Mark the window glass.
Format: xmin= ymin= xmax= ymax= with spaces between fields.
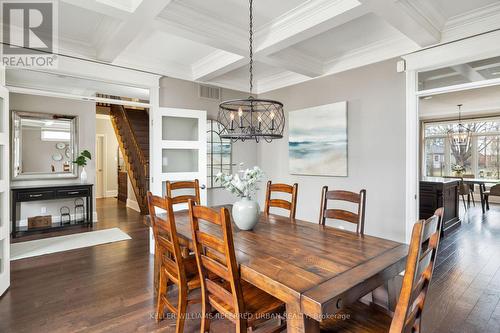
xmin=423 ymin=117 xmax=500 ymax=179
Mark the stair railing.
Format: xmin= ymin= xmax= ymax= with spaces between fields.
xmin=110 ymin=105 xmax=149 ymax=209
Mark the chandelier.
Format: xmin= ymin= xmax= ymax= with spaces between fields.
xmin=447 ymin=104 xmax=471 ymax=152
xmin=217 ymin=0 xmax=285 ymax=143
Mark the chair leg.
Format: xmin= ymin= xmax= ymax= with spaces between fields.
xmin=156 ymin=270 xmax=167 ymax=322
xmin=462 ymin=195 xmax=467 ymax=211
xmin=235 ymin=318 xmax=248 ymax=333
xmin=485 ymin=195 xmax=490 ymax=210
xmin=471 ymin=191 xmax=476 ymax=207
xmin=200 ymin=296 xmax=211 ymax=333
xmin=175 ymin=288 xmax=188 ymax=333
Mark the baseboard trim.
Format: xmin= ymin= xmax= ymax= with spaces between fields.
xmin=126 ymin=199 xmax=140 ymax=212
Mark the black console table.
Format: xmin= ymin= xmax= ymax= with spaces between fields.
xmin=11 ymin=183 xmax=93 ymax=238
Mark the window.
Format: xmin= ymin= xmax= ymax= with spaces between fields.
xmin=207 ymin=120 xmax=233 ymax=188
xmin=423 ymin=117 xmax=500 ymax=179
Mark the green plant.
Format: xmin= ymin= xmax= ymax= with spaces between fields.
xmin=216 ymin=165 xmax=264 ymax=199
xmin=73 ymin=150 xmax=92 ymax=167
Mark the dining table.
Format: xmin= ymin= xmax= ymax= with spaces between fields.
xmin=144 ymin=206 xmax=408 ymax=333
xmin=458 ymin=178 xmax=498 ymax=213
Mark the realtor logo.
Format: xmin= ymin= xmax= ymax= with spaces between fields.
xmin=1 ymin=0 xmax=58 ymax=67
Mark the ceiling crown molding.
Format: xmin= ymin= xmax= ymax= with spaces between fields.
xmin=442 ymin=2 xmax=500 ymax=43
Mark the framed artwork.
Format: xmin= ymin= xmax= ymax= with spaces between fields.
xmin=288 ymin=101 xmax=347 ymax=176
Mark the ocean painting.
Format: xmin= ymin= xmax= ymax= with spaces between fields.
xmin=289 ymin=102 xmax=347 ymax=176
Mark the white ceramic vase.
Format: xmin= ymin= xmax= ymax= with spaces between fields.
xmin=80 ymin=166 xmax=88 ymax=183
xmin=232 ymin=197 xmax=260 ymax=230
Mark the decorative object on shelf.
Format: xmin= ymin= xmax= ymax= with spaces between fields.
xmin=447 ymin=104 xmax=472 ymax=153
xmin=289 ymin=101 xmax=348 ymax=177
xmin=74 ymin=198 xmax=86 ymax=222
xmin=56 ymin=142 xmax=66 ymax=149
xmin=73 ymin=149 xmax=92 ymax=183
xmin=217 ymin=0 xmax=284 ymax=143
xmin=65 ymin=147 xmax=71 ymax=158
xmin=207 ymin=119 xmax=233 ymax=188
xmin=27 ymin=215 xmax=52 ymax=230
xmin=60 ymin=206 xmax=71 ymax=225
xmin=216 ymin=164 xmax=263 ymax=230
xmin=452 ymin=164 xmax=466 ymax=176
xmin=52 ymin=152 xmax=63 ymax=161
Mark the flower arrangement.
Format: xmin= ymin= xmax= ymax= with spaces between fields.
xmin=216 ymin=165 xmax=264 ymax=199
xmin=451 ymin=164 xmax=466 ymax=175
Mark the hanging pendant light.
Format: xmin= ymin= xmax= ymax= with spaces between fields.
xmin=217 ymin=0 xmax=285 ymax=143
xmin=447 ymin=104 xmax=471 ymax=152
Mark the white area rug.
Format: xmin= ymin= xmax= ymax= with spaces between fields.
xmin=11 ymin=228 xmax=131 ymax=260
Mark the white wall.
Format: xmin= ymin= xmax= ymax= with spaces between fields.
xmin=258 ymin=59 xmax=407 ymax=242
xmin=10 ymin=93 xmax=97 ymax=224
xmin=96 ymin=116 xmax=119 ymax=197
xmin=159 ymin=77 xmax=258 ymax=206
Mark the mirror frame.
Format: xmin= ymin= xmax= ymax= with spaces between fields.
xmin=11 ymin=111 xmax=79 ymax=180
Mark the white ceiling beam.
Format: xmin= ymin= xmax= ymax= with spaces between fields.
xmin=256 ymin=0 xmax=367 ymax=56
xmin=60 ymin=0 xmax=130 ymax=20
xmin=359 ymin=0 xmax=442 ymax=47
xmin=260 ymin=49 xmax=323 ymax=78
xmin=157 ymin=0 xmax=367 ymax=82
xmin=96 ymin=0 xmax=173 ymax=62
xmin=451 ymin=64 xmax=486 ymax=82
xmin=192 ymin=51 xmax=247 ymax=81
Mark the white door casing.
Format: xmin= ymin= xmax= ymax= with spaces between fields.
xmin=0 ymin=65 xmax=10 ymax=296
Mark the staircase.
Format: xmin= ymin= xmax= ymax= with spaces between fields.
xmin=109 ymin=104 xmax=149 ymax=214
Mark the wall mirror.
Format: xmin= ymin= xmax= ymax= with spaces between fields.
xmin=12 ymin=111 xmax=79 ymax=180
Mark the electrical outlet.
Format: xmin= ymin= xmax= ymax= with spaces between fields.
xmin=41 ymin=207 xmax=47 ymax=214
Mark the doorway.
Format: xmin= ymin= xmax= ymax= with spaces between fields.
xmin=95 ymin=134 xmax=105 ymax=198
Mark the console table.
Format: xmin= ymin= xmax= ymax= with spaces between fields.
xmin=11 ymin=183 xmax=93 ymax=238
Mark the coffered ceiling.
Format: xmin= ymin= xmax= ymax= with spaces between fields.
xmin=34 ymin=0 xmax=500 ymax=93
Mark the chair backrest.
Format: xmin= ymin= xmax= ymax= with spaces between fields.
xmin=389 ymin=208 xmax=443 ymax=333
xmin=188 ymin=200 xmax=245 ymax=318
xmin=165 ymin=179 xmax=201 ymax=206
xmin=318 ymin=186 xmax=367 ymax=235
xmin=147 ymin=192 xmax=187 ymax=286
xmin=489 ymin=184 xmax=500 ymax=196
xmin=264 ymin=181 xmax=298 ymax=219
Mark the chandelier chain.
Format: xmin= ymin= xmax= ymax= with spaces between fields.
xmin=249 ymin=0 xmax=253 ymax=94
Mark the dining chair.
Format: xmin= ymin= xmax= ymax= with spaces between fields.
xmin=320 ymin=208 xmax=443 ymax=332
xmin=484 ymin=184 xmax=500 ymax=210
xmin=462 ymin=174 xmax=476 ymax=206
xmin=264 ymin=181 xmax=298 ymax=219
xmin=443 ymin=176 xmax=474 ymax=210
xmin=146 ymin=192 xmax=201 ymax=332
xmin=188 ymin=200 xmax=286 ymax=333
xmin=165 ymin=179 xmax=201 ymax=206
xmin=319 ymin=186 xmax=367 ymax=235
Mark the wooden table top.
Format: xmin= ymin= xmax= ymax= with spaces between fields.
xmin=145 ymin=206 xmax=408 ymax=320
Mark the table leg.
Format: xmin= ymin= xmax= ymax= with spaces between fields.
xmin=479 ymin=184 xmax=485 ymax=214
xmin=286 ymin=302 xmax=319 ymax=333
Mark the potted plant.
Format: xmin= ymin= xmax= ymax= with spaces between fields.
xmin=216 ymin=165 xmax=263 ymax=230
xmin=73 ymin=150 xmax=91 ymax=183
xmin=451 ymin=164 xmax=466 ymax=177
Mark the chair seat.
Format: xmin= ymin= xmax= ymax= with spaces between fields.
xmin=161 ymin=253 xmax=200 ymax=290
xmin=320 ymin=301 xmax=392 ymax=333
xmin=210 ymin=280 xmax=284 ymax=326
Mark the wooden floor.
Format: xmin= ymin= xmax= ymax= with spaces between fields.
xmin=0 ymin=198 xmax=499 ymax=332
